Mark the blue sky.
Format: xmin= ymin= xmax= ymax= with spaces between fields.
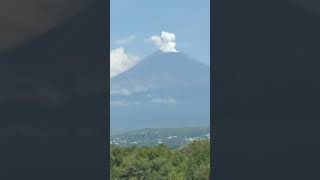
xmin=110 ymin=0 xmax=210 ymax=65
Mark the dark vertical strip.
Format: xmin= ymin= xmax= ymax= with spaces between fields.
xmin=104 ymin=0 xmax=110 ymax=179
xmin=216 ymin=0 xmax=320 ymax=179
xmin=212 ymin=0 xmax=223 ymax=178
xmin=211 ymin=0 xmax=215 ymax=179
xmin=0 ymin=0 xmax=109 ymax=179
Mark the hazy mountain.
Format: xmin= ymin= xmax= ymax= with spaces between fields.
xmin=111 ymin=51 xmax=210 ymax=129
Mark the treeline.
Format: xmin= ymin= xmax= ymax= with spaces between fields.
xmin=110 ymin=140 xmax=210 ymax=180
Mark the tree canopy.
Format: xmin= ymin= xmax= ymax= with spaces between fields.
xmin=110 ymin=140 xmax=210 ymax=180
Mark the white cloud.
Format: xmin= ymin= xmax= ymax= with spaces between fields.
xmin=110 ymin=88 xmax=131 ymax=96
xmin=146 ymin=31 xmax=178 ymax=53
xmin=110 ymin=86 xmax=149 ymax=97
xmin=110 ymin=47 xmax=139 ymax=78
xmin=115 ymin=35 xmax=136 ymax=45
xmin=149 ymin=35 xmax=162 ymax=46
xmin=151 ymin=97 xmax=177 ymax=104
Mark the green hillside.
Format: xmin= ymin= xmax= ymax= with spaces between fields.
xmin=110 ymin=139 xmax=210 ymax=180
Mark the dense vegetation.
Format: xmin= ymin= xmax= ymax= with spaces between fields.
xmin=110 ymin=140 xmax=210 ymax=180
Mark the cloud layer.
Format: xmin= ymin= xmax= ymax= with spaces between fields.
xmin=147 ymin=31 xmax=178 ymax=53
xmin=151 ymin=97 xmax=177 ymax=104
xmin=110 ymin=47 xmax=139 ymax=78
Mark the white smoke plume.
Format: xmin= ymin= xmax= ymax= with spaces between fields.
xmin=147 ymin=31 xmax=178 ymax=53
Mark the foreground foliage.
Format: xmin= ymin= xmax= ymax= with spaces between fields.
xmin=110 ymin=140 xmax=210 ymax=180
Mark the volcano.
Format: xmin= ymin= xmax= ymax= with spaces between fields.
xmin=110 ymin=51 xmax=210 ymax=129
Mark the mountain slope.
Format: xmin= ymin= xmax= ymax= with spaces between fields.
xmin=111 ymin=51 xmax=210 ymax=129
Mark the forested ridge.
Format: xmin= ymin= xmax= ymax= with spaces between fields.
xmin=111 ymin=127 xmax=210 ymax=148
xmin=110 ymin=140 xmax=210 ymax=180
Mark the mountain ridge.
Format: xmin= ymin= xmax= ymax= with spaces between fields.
xmin=112 ymin=51 xmax=209 ymax=80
